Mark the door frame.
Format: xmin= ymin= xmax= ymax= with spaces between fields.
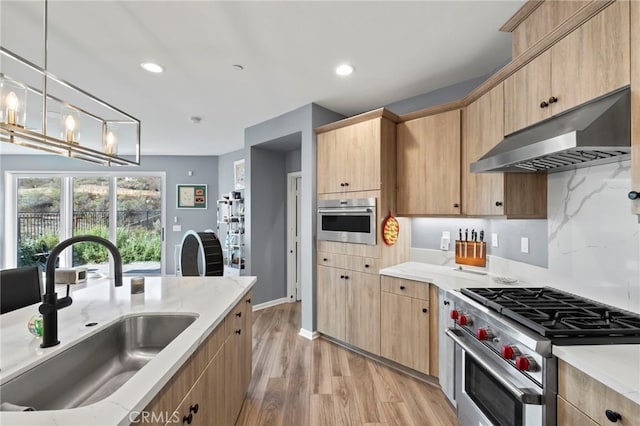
xmin=286 ymin=171 xmax=302 ymax=302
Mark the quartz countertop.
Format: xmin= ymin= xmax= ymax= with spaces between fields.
xmin=0 ymin=275 xmax=256 ymax=426
xmin=380 ymin=261 xmax=640 ymax=407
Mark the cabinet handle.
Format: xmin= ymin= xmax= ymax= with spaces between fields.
xmin=400 ymin=286 xmax=405 ymax=290
xmin=323 ymin=258 xmax=328 ymax=262
xmin=235 ymin=329 xmax=242 ymax=335
xmin=495 ymin=201 xmax=503 ymax=207
xmin=344 ymin=182 xmax=349 ymax=187
xmin=548 ymin=96 xmax=558 ymax=104
xmin=422 ymin=308 xmax=428 ymax=313
xmin=183 ymin=413 xmax=193 ymax=424
xmin=236 ymin=311 xmax=242 ymax=318
xmin=540 ymin=100 xmax=549 ymax=108
xmin=444 ymin=300 xmax=450 ymax=306
xmin=344 ymin=275 xmax=349 ymax=280
xmin=364 ymin=264 xmax=370 ymax=268
xmin=453 ymin=203 xmax=459 ymax=208
xmin=340 ymin=275 xmax=345 ymax=279
xmin=629 ymin=191 xmax=639 ymax=200
xmin=190 ymin=404 xmax=199 ymax=414
xmin=340 ymin=183 xmax=345 ymax=187
xmin=246 ymin=298 xmax=251 ymax=304
xmin=605 ymin=410 xmax=622 ymax=423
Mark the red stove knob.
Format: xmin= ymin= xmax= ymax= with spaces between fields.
xmin=515 ymin=356 xmax=537 ymax=372
xmin=458 ymin=315 xmax=470 ymax=326
xmin=477 ymin=328 xmax=488 ymax=340
xmin=450 ymin=310 xmax=459 ymax=320
xmin=501 ymin=345 xmax=520 ymax=359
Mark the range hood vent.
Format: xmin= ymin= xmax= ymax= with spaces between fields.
xmin=471 ymin=87 xmax=630 ymax=173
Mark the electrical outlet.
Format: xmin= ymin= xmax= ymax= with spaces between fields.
xmin=521 ymin=237 xmax=529 ymax=253
xmin=491 ymin=233 xmax=499 ymax=248
xmin=440 ymin=231 xmax=451 ymax=251
xmin=173 ymin=225 xmax=182 ymax=232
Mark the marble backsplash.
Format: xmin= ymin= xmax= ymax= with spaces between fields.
xmin=411 ymin=160 xmax=640 ymax=313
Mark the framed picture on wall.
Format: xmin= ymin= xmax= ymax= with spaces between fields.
xmin=177 ymin=184 xmax=207 ymax=209
xmin=234 ymin=159 xmax=245 ymax=190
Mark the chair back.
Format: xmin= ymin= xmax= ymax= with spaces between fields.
xmin=1 ymin=266 xmax=43 ymax=314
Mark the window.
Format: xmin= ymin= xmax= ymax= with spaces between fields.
xmin=8 ymin=173 xmax=164 ymax=275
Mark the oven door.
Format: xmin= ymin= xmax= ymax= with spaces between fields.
xmin=447 ymin=329 xmax=543 ymax=426
xmin=317 ymin=199 xmax=376 ymax=245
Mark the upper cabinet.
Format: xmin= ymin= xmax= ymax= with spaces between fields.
xmin=317 ymin=109 xmax=398 ymax=195
xmin=396 ymin=109 xmax=461 ymax=216
xmin=505 ymin=0 xmax=630 ymax=134
xmin=463 ymin=84 xmax=547 ymax=218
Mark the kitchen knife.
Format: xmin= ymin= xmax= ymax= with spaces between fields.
xmin=459 ymin=228 xmax=462 ymax=241
xmin=465 ymin=228 xmax=468 ymax=241
xmin=479 ymin=230 xmax=484 ymax=242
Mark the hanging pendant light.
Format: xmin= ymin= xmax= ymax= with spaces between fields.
xmin=0 ymin=0 xmax=140 ymax=166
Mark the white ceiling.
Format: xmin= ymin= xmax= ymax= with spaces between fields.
xmin=1 ymin=1 xmax=524 ymax=157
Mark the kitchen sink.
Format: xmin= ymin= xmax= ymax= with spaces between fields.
xmin=0 ymin=313 xmax=197 ymax=410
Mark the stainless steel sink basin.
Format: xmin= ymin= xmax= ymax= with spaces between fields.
xmin=1 ymin=313 xmax=197 ymax=410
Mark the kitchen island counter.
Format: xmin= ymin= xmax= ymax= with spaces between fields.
xmin=0 ymin=275 xmax=256 ymax=426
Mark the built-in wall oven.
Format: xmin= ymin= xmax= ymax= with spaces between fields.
xmin=317 ymin=198 xmax=376 ymax=245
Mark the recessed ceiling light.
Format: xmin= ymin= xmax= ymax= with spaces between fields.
xmin=336 ymin=64 xmax=354 ymax=76
xmin=232 ymin=64 xmax=244 ymax=71
xmin=141 ymin=62 xmax=164 ymax=73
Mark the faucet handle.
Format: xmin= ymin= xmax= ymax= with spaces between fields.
xmin=57 ymin=296 xmax=73 ymax=310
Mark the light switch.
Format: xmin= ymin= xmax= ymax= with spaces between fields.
xmin=173 ymin=225 xmax=182 ymax=232
xmin=491 ymin=233 xmax=499 ymax=248
xmin=521 ymin=237 xmax=529 ymax=253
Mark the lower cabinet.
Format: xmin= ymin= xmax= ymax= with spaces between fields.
xmin=380 ymin=276 xmax=430 ymax=374
xmin=558 ymin=359 xmax=640 ymax=425
xmin=317 ymin=261 xmax=381 ymax=356
xmin=140 ymin=290 xmax=253 ymax=426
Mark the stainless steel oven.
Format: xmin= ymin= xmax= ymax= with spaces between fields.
xmin=317 ymin=198 xmax=376 ymax=245
xmin=448 ymin=329 xmax=544 ymax=426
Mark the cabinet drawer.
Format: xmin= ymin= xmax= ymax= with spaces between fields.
xmin=317 ymin=252 xmax=349 ymax=269
xmin=557 ymin=395 xmax=598 ymax=426
xmin=558 ymin=360 xmax=640 ymax=425
xmin=345 ymin=256 xmax=379 ymax=274
xmin=381 ymin=276 xmax=429 ymax=301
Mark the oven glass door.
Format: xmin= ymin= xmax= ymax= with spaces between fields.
xmin=465 ymin=356 xmax=523 ymax=426
xmin=317 ymin=205 xmax=376 ymax=245
xmin=321 ymin=212 xmax=371 ymax=233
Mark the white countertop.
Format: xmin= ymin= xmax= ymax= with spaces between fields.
xmin=381 ymin=261 xmax=640 ymax=406
xmin=0 ymin=275 xmax=256 ymax=426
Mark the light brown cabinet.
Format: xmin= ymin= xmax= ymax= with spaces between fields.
xmin=462 ymin=84 xmax=547 ymax=218
xmin=505 ymin=0 xmax=630 ymax=135
xmin=396 ymin=109 xmax=461 ymax=216
xmin=380 ymin=276 xmax=435 ymax=375
xmin=317 ymin=261 xmax=381 ymax=356
xmin=140 ymin=291 xmax=253 ymax=426
xmin=558 ymin=359 xmax=640 ymax=426
xmin=316 ymin=109 xmax=397 ymax=194
xmin=632 ymin=0 xmax=640 ymax=215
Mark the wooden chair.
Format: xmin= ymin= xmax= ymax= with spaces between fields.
xmin=1 ymin=266 xmax=43 ymax=314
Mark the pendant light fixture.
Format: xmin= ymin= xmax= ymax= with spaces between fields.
xmin=0 ymin=0 xmax=140 ymax=166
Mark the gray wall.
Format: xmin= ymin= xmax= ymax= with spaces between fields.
xmin=218 ymin=149 xmax=245 ymax=197
xmin=0 ymin=154 xmax=218 ymax=274
xmin=411 ymin=218 xmax=548 ymax=267
xmin=286 ymin=149 xmax=301 ymax=173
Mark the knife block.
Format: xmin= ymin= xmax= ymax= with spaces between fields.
xmin=455 ymin=240 xmax=486 ymax=267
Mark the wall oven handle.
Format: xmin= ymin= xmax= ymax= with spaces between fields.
xmin=317 ymin=208 xmax=373 ymax=214
xmin=446 ymin=328 xmax=542 ymax=405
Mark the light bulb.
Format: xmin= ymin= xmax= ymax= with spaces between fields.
xmin=65 ymin=115 xmax=76 ymax=131
xmin=106 ymin=131 xmax=115 ymax=146
xmin=6 ymin=91 xmax=18 ymax=110
xmin=6 ymin=91 xmax=18 ymax=125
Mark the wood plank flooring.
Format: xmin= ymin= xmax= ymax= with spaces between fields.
xmin=236 ymin=302 xmax=458 ymax=426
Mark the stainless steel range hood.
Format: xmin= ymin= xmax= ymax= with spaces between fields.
xmin=471 ymin=87 xmax=630 ymax=173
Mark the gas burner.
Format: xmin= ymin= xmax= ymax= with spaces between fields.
xmin=460 ymin=287 xmax=640 ymax=345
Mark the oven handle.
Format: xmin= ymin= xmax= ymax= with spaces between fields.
xmin=317 ymin=208 xmax=374 ymax=214
xmin=446 ymin=328 xmax=542 ymax=405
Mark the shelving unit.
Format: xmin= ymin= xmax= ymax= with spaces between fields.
xmin=217 ymin=196 xmax=245 ymax=272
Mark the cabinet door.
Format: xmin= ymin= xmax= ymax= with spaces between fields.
xmin=633 ymin=0 xmax=640 ymax=215
xmin=345 ymin=271 xmax=380 ymax=355
xmin=551 ymin=0 xmax=630 ymax=116
xmin=316 ymin=265 xmax=346 ymax=340
xmin=504 ymin=50 xmax=552 ymax=134
xmin=462 ymin=84 xmax=506 ymax=216
xmin=175 ymin=348 xmax=226 ymax=426
xmin=317 ymin=130 xmax=341 ymax=194
xmin=225 ymin=326 xmax=244 ymax=425
xmin=242 ymin=292 xmax=253 ymax=396
xmin=557 ymin=396 xmax=598 ymax=426
xmin=380 ymin=292 xmax=430 ymax=374
xmin=397 ymin=110 xmax=461 ymax=215
xmin=337 ymin=119 xmax=381 ymax=193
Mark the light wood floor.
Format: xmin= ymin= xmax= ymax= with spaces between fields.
xmin=236 ymin=302 xmax=458 ymax=426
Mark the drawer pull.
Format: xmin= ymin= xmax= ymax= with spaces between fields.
xmin=236 ymin=312 xmax=242 ymax=318
xmin=400 ymin=286 xmax=405 ymax=290
xmin=422 ymin=308 xmax=428 ymax=313
xmin=246 ymin=298 xmax=251 ymax=304
xmin=190 ymin=404 xmax=199 ymax=414
xmin=323 ymin=258 xmax=328 ymax=262
xmin=183 ymin=413 xmax=192 ymax=424
xmin=364 ymin=264 xmax=369 ymax=268
xmin=605 ymin=409 xmax=622 ymax=423
xmin=235 ymin=329 xmax=242 ymax=335
xmin=344 ymin=275 xmax=349 ymax=280
xmin=340 ymin=275 xmax=345 ymax=279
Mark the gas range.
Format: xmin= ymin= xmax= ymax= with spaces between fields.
xmin=446 ymin=286 xmax=640 ymax=426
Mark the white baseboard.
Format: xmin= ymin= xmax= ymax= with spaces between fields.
xmin=252 ymin=297 xmax=288 ymax=311
xmin=298 ymin=328 xmax=319 ymax=340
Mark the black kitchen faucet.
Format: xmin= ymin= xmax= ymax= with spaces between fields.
xmin=39 ymin=235 xmax=123 ymax=348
